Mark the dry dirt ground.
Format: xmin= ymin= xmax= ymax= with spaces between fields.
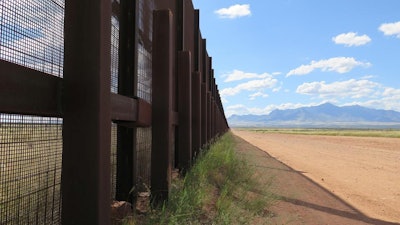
xmin=232 ymin=129 xmax=400 ymax=225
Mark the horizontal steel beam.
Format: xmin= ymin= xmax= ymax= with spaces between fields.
xmin=110 ymin=94 xmax=152 ymax=127
xmin=111 ymin=93 xmax=137 ymax=121
xmin=0 ymin=59 xmax=62 ymax=117
xmin=0 ymin=59 xmax=150 ymax=127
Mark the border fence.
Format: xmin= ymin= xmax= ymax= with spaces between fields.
xmin=0 ymin=0 xmax=228 ymax=224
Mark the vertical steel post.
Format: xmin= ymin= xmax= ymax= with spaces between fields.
xmin=177 ymin=51 xmax=192 ymax=171
xmin=182 ymin=0 xmax=195 ymax=62
xmin=192 ymin=71 xmax=202 ymax=157
xmin=207 ymin=92 xmax=211 ymax=142
xmin=193 ymin=9 xmax=202 ymax=152
xmin=201 ymin=82 xmax=207 ymax=146
xmin=62 ymin=0 xmax=111 ymax=224
xmin=151 ymin=9 xmax=174 ymax=201
xmin=116 ymin=0 xmax=137 ymax=202
xmin=194 ymin=10 xmax=200 ymax=73
xmin=201 ymin=39 xmax=208 ymax=146
xmin=212 ymin=77 xmax=216 ymax=137
xmin=206 ymin=56 xmax=212 ymax=143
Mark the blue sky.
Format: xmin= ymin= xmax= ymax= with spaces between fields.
xmin=192 ymin=0 xmax=400 ymax=117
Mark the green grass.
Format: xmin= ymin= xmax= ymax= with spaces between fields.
xmin=135 ymin=132 xmax=276 ymax=225
xmin=248 ymin=128 xmax=400 ymax=138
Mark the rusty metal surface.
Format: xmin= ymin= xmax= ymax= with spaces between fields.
xmin=0 ymin=60 xmax=62 ymax=117
xmin=110 ymin=94 xmax=152 ymax=127
xmin=202 ymin=40 xmax=208 ymax=84
xmin=207 ymin=92 xmax=212 ymax=142
xmin=155 ymin=0 xmax=177 ymax=113
xmin=156 ymin=0 xmax=176 ymax=13
xmin=62 ymin=0 xmax=112 ymax=224
xmin=113 ymin=0 xmax=136 ymax=204
xmin=192 ymin=8 xmax=202 ymax=154
xmin=151 ymin=9 xmax=174 ymax=201
xmin=201 ymin=83 xmax=208 ymax=146
xmin=116 ymin=124 xmax=135 ymax=202
xmin=177 ymin=51 xmax=192 ymax=170
xmin=192 ymin=71 xmax=202 ymax=157
xmin=183 ymin=0 xmax=195 ymax=65
xmin=194 ymin=10 xmax=201 ymax=72
xmin=136 ymin=98 xmax=152 ymax=127
xmin=111 ymin=93 xmax=138 ymax=122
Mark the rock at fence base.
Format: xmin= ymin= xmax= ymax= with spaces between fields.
xmin=111 ymin=201 xmax=133 ymax=222
xmin=136 ymin=192 xmax=150 ymax=214
xmin=172 ymin=168 xmax=180 ymax=180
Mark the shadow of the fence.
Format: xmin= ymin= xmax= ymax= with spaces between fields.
xmin=281 ymin=197 xmax=400 ymax=225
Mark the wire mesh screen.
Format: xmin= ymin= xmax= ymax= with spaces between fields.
xmin=111 ymin=14 xmax=119 ymax=93
xmin=135 ymin=128 xmax=152 ymax=187
xmin=110 ymin=1 xmax=119 ymax=197
xmin=0 ymin=0 xmax=64 ymax=77
xmin=137 ymin=0 xmax=153 ymax=103
xmin=110 ymin=123 xmax=117 ymax=200
xmin=137 ymin=44 xmax=152 ymax=103
xmin=0 ymin=114 xmax=62 ymax=225
xmin=135 ymin=0 xmax=154 ymax=188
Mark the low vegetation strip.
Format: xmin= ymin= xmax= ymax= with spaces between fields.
xmin=131 ymin=132 xmax=276 ymax=225
xmin=249 ymin=128 xmax=400 ymax=138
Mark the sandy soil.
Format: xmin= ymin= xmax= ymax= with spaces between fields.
xmin=232 ymin=129 xmax=400 ymax=224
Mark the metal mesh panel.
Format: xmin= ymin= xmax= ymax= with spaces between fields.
xmin=0 ymin=0 xmax=64 ymax=77
xmin=137 ymin=0 xmax=153 ymax=103
xmin=135 ymin=128 xmax=152 ymax=186
xmin=135 ymin=0 xmax=154 ymax=187
xmin=111 ymin=14 xmax=119 ymax=93
xmin=0 ymin=114 xmax=62 ymax=225
xmin=137 ymin=44 xmax=152 ymax=103
xmin=110 ymin=123 xmax=117 ymax=200
xmin=110 ymin=5 xmax=119 ymax=196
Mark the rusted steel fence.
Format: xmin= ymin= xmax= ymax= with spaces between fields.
xmin=0 ymin=0 xmax=228 ymax=224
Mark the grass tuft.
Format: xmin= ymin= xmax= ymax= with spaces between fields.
xmin=133 ymin=132 xmax=276 ymax=225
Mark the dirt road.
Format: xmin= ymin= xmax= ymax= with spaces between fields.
xmin=233 ymin=130 xmax=400 ymax=224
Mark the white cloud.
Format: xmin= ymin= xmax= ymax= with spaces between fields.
xmin=272 ymin=87 xmax=282 ymax=92
xmin=249 ymin=92 xmax=269 ymax=100
xmin=225 ymin=102 xmax=325 ymax=117
xmin=223 ymin=70 xmax=272 ymax=82
xmin=332 ymin=32 xmax=371 ymax=47
xmin=226 ymin=94 xmax=400 ymax=117
xmin=226 ymin=84 xmax=400 ymax=117
xmin=221 ymin=97 xmax=228 ymax=104
xmin=215 ymin=4 xmax=251 ymax=19
xmin=220 ymin=77 xmax=278 ymax=97
xmin=225 ymin=104 xmax=273 ymax=117
xmin=339 ymin=87 xmax=400 ymax=112
xmin=379 ymin=21 xmax=400 ymax=38
xmin=287 ymin=57 xmax=371 ymax=77
xmin=226 ymin=104 xmax=251 ymax=116
xmin=360 ymin=75 xmax=375 ymax=79
xmin=296 ymin=79 xmax=380 ymax=99
xmin=382 ymin=87 xmax=400 ymax=97
xmin=272 ymin=72 xmax=282 ymax=76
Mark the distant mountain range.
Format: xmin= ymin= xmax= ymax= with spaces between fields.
xmin=228 ymin=103 xmax=400 ymax=128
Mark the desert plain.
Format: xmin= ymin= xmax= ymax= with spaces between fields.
xmin=233 ymin=129 xmax=400 ymax=224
